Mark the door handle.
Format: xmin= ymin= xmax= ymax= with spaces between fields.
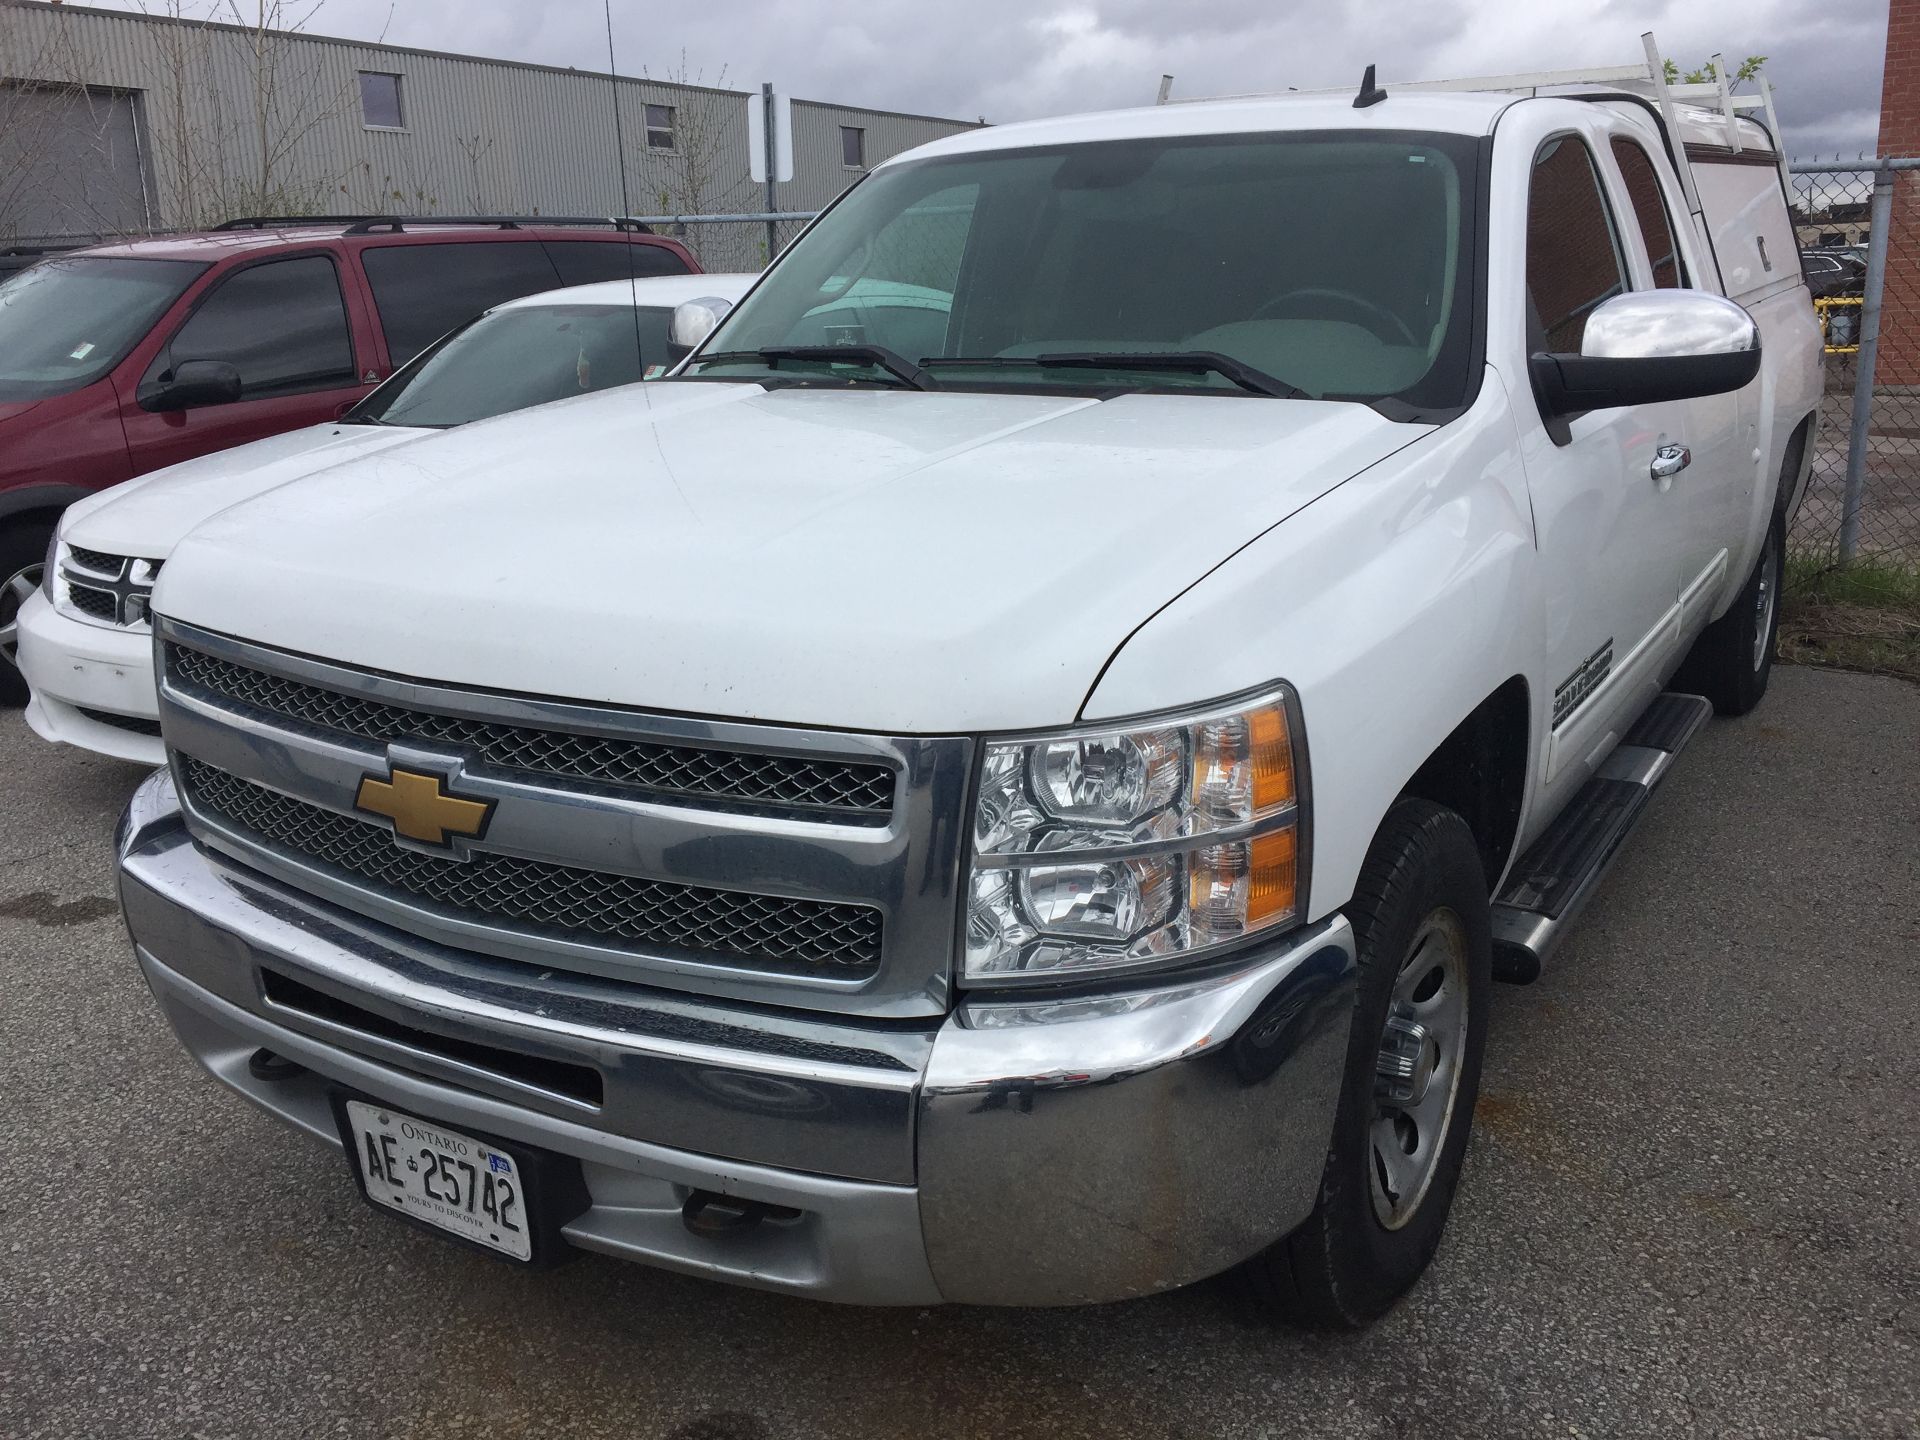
xmin=1650 ymin=443 xmax=1691 ymax=483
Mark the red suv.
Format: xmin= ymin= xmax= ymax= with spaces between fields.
xmin=0 ymin=216 xmax=696 ymax=701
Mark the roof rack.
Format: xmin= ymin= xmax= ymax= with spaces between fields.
xmin=214 ymin=214 xmax=656 ymax=236
xmin=213 ymin=215 xmax=388 ymax=230
xmin=338 ymin=215 xmax=656 ymax=236
xmin=1156 ymin=32 xmax=1792 ymax=215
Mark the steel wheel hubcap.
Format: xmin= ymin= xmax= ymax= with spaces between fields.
xmin=0 ymin=562 xmax=41 ymax=664
xmin=1370 ymin=908 xmax=1469 ymax=1230
xmin=1752 ymin=540 xmax=1778 ymax=672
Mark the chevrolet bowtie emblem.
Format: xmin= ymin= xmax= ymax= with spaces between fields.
xmin=354 ymin=766 xmax=493 ymax=848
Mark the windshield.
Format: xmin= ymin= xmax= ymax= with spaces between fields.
xmin=0 ymin=256 xmax=207 ymax=401
xmin=351 ymin=302 xmax=672 ymax=428
xmin=688 ymin=130 xmax=1478 ymax=410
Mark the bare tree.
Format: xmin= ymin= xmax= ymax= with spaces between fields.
xmin=454 ymin=132 xmax=498 ymax=213
xmin=135 ymin=0 xmax=393 ymax=226
xmin=637 ymin=53 xmax=754 ymax=266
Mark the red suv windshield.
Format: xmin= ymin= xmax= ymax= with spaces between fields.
xmin=0 ymin=256 xmax=207 ymax=401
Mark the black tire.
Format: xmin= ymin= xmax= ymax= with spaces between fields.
xmin=0 ymin=517 xmax=56 ymax=708
xmin=1675 ymin=509 xmax=1784 ymax=717
xmin=1242 ymin=799 xmax=1492 ymax=1328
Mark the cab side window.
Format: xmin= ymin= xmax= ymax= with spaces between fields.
xmin=154 ymin=255 xmax=355 ymax=397
xmin=1610 ymin=138 xmax=1687 ymax=289
xmin=1526 ymin=137 xmax=1629 ymax=352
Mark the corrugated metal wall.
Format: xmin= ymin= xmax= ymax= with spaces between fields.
xmin=0 ymin=0 xmax=975 ymax=262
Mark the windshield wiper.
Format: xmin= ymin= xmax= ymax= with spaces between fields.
xmin=698 ymin=346 xmax=933 ymax=390
xmin=922 ymin=351 xmax=1308 ymax=399
xmin=1034 ymin=352 xmax=1308 ymax=399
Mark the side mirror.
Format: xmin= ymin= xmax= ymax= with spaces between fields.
xmin=1530 ymin=290 xmax=1760 ymax=419
xmin=142 ymin=358 xmax=243 ymax=413
xmin=665 ymin=297 xmax=734 ymax=365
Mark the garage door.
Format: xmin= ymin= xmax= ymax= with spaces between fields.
xmin=0 ymin=81 xmax=150 ymax=243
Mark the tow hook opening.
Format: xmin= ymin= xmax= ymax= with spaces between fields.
xmin=681 ymin=1189 xmax=803 ymax=1236
xmin=247 ymin=1047 xmax=305 ymax=1083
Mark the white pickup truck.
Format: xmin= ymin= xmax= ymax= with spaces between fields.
xmin=115 ymin=75 xmax=1820 ymax=1326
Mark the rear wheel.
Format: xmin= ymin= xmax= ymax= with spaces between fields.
xmin=0 ymin=518 xmax=55 ymax=708
xmin=1676 ymin=509 xmax=1784 ymax=717
xmin=1242 ymin=799 xmax=1491 ymax=1328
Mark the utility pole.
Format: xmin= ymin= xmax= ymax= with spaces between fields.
xmin=762 ymin=82 xmax=778 ymax=263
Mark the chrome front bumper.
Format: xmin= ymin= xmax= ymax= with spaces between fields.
xmin=119 ymin=768 xmax=1357 ymax=1307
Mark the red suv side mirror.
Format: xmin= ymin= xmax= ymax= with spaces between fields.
xmin=141 ymin=359 xmax=243 ymax=413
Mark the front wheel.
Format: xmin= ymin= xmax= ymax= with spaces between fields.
xmin=1242 ymin=799 xmax=1491 ymax=1328
xmin=0 ymin=518 xmax=55 ymax=708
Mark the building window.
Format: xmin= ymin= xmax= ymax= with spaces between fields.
xmin=841 ymin=125 xmax=866 ymax=169
xmin=645 ymin=104 xmax=675 ymax=151
xmin=359 ymin=71 xmax=404 ymax=130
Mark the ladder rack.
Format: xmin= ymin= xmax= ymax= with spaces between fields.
xmin=1156 ymin=32 xmax=1794 ymax=210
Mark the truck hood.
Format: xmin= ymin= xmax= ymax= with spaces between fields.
xmin=158 ymin=383 xmax=1424 ymax=732
xmin=63 ymin=423 xmax=428 ymax=558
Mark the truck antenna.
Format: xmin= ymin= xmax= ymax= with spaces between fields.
xmin=1353 ymin=63 xmax=1388 ymax=108
xmin=603 ymin=0 xmax=644 ymax=377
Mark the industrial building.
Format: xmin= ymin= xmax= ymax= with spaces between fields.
xmin=0 ymin=0 xmax=977 ymax=267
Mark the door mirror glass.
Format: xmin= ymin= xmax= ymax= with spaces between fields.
xmin=667 ymin=296 xmax=733 ymax=362
xmin=1530 ymin=289 xmax=1759 ymax=418
xmin=143 ymin=358 xmax=242 ymax=412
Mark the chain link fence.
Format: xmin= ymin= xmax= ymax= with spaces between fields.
xmin=633 ymin=213 xmax=815 ymax=275
xmin=1787 ymin=160 xmax=1920 ymax=582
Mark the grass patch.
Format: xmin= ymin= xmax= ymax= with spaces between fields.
xmin=1780 ymin=554 xmax=1920 ymax=683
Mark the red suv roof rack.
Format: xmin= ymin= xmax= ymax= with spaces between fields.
xmin=214 ymin=214 xmax=657 ymax=236
xmin=339 ymin=215 xmax=657 ymax=235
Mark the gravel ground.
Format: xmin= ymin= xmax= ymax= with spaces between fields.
xmin=1 ymin=666 xmax=1915 ymax=1440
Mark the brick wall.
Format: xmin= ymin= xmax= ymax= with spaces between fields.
xmin=1877 ymin=0 xmax=1920 ymax=383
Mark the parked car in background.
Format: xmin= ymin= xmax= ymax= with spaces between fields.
xmin=1801 ymin=249 xmax=1866 ymax=299
xmin=14 ymin=272 xmax=753 ymax=763
xmin=0 ymin=216 xmax=696 ymax=702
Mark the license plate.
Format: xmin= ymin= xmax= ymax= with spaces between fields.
xmin=343 ymin=1101 xmax=531 ymax=1261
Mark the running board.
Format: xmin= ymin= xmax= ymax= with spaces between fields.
xmin=1490 ymin=692 xmax=1713 ymax=983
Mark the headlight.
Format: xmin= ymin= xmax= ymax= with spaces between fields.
xmin=965 ymin=685 xmax=1308 ymax=981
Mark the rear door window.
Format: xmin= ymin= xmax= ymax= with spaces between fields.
xmin=1609 ymin=138 xmax=1687 ymax=289
xmin=544 ymin=240 xmax=690 ymax=286
xmin=361 ymin=241 xmax=563 ymax=363
xmin=152 ymin=254 xmax=355 ymax=398
xmin=1526 ymin=136 xmax=1629 ymax=352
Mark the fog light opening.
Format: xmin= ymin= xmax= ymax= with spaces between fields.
xmin=246 ymin=1047 xmax=305 ymax=1083
xmin=680 ymin=1189 xmax=803 ymax=1236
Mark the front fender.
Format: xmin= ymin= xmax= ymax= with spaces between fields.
xmin=1081 ymin=384 xmax=1537 ymax=920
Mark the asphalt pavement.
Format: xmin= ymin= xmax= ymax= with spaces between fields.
xmin=1 ymin=666 xmax=1915 ymax=1440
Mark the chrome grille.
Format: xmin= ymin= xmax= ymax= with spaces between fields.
xmin=61 ymin=549 xmax=161 ymax=628
xmin=166 ymin=644 xmax=896 ymax=819
xmin=178 ymin=758 xmax=884 ymax=974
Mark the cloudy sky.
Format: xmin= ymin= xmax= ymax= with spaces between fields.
xmin=91 ymin=0 xmax=1890 ymax=157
